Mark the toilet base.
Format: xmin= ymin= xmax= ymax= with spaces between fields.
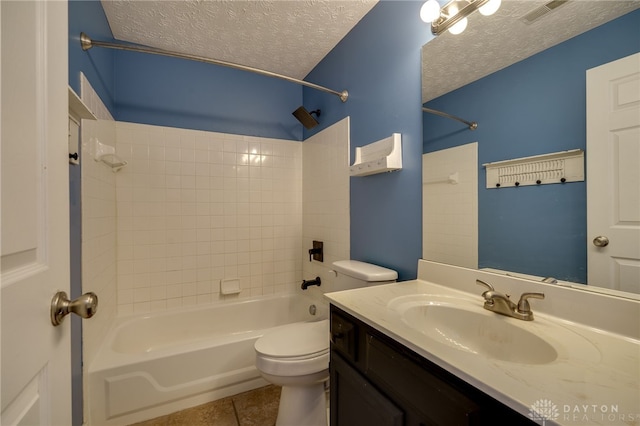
xmin=276 ymin=383 xmax=327 ymax=426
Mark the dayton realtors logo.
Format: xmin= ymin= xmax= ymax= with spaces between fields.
xmin=529 ymin=399 xmax=560 ymax=425
xmin=529 ymin=399 xmax=638 ymax=424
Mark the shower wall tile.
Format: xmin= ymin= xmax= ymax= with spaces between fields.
xmin=115 ymin=122 xmax=303 ymax=314
xmin=80 ymin=75 xmax=117 ymax=370
xmin=422 ymin=142 xmax=478 ymax=269
xmin=80 ymin=73 xmax=114 ymax=121
xmin=302 ymin=117 xmax=351 ymax=299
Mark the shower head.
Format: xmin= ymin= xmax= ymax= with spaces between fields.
xmin=292 ymin=106 xmax=321 ymax=130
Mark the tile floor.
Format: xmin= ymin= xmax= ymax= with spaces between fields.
xmin=130 ymin=385 xmax=281 ymax=426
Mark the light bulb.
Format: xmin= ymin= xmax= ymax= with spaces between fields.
xmin=479 ymin=0 xmax=501 ymax=16
xmin=420 ymin=0 xmax=441 ymax=23
xmin=446 ymin=3 xmax=467 ymax=35
xmin=448 ymin=17 xmax=468 ymax=34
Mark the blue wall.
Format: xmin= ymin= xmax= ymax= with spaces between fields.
xmin=304 ymin=1 xmax=432 ymax=280
xmin=70 ymin=2 xmax=303 ymax=140
xmin=423 ymin=10 xmax=640 ymax=283
xmin=68 ymin=0 xmax=116 ymax=111
xmin=113 ymin=50 xmax=303 ymax=140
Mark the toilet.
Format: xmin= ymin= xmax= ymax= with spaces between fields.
xmin=254 ymin=260 xmax=398 ymax=426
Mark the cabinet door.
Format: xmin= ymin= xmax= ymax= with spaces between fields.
xmin=366 ymin=334 xmax=481 ymax=425
xmin=331 ymin=311 xmax=358 ymax=362
xmin=330 ymin=351 xmax=404 ymax=426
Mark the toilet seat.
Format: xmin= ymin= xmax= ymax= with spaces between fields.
xmin=255 ymin=320 xmax=329 ymax=376
xmin=255 ymin=320 xmax=329 ymax=358
xmin=256 ymin=350 xmax=329 ymax=377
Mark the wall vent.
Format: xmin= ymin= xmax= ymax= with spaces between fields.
xmin=521 ymin=0 xmax=569 ymax=25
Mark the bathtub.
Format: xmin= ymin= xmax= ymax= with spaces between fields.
xmin=88 ymin=293 xmax=327 ymax=425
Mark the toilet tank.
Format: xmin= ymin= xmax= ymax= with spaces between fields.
xmin=332 ymin=260 xmax=398 ymax=291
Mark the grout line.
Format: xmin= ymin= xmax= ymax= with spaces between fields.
xmin=230 ymin=398 xmax=241 ymax=426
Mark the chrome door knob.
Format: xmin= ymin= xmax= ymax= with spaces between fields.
xmin=51 ymin=291 xmax=98 ymax=326
xmin=593 ymin=236 xmax=609 ymax=247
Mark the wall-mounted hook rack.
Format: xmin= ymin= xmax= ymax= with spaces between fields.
xmin=483 ymin=149 xmax=584 ymax=189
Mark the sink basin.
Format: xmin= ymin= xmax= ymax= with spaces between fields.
xmin=401 ymin=303 xmax=558 ymax=364
xmin=387 ymin=295 xmax=560 ymax=364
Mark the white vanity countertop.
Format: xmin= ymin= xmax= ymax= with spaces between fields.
xmin=325 ymin=264 xmax=640 ymax=426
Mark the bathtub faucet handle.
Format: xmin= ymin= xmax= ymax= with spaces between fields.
xmin=308 ymin=240 xmax=323 ymax=262
xmin=301 ymin=277 xmax=321 ymax=290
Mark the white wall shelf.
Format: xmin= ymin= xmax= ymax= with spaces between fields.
xmin=483 ymin=149 xmax=584 ymax=189
xmin=68 ymin=86 xmax=97 ymax=165
xmin=350 ymin=133 xmax=402 ymax=177
xmin=68 ymin=86 xmax=97 ymax=121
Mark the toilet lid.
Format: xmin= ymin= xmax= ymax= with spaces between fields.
xmin=255 ymin=319 xmax=329 ymax=358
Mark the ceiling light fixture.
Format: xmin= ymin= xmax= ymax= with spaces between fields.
xmin=420 ymin=0 xmax=441 ymax=23
xmin=421 ymin=0 xmax=502 ymax=36
xmin=479 ymin=0 xmax=502 ymax=16
xmin=445 ymin=3 xmax=468 ymax=35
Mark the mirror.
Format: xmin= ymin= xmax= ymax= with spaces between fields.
xmin=421 ymin=2 xmax=640 ymax=298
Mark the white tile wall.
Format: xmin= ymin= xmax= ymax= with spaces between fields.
xmin=79 ymin=72 xmax=350 ymax=319
xmin=80 ymin=74 xmax=117 ymax=369
xmin=80 ymin=73 xmax=114 ymax=121
xmin=422 ymin=142 xmax=478 ymax=269
xmin=302 ymin=118 xmax=351 ymax=297
xmin=115 ymin=122 xmax=303 ymax=314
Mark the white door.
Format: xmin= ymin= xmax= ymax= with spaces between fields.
xmin=586 ymin=53 xmax=640 ymax=294
xmin=1 ymin=1 xmax=71 ymax=424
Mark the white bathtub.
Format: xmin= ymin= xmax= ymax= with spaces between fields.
xmin=88 ymin=293 xmax=327 ymax=425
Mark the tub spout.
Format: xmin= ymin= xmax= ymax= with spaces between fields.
xmin=301 ymin=277 xmax=321 ymax=290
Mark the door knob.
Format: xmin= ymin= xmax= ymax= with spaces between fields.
xmin=592 ymin=236 xmax=609 ymax=247
xmin=51 ymin=291 xmax=98 ymax=326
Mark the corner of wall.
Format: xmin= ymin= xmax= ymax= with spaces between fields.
xmin=80 ymin=75 xmax=118 ymax=375
xmin=302 ymin=117 xmax=351 ymax=302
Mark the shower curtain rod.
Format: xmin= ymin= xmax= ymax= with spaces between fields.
xmin=422 ymin=107 xmax=477 ymax=130
xmin=80 ymin=33 xmax=349 ymax=103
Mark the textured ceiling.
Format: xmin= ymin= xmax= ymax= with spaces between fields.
xmin=422 ymin=1 xmax=640 ymax=102
xmin=101 ymin=0 xmax=378 ymax=80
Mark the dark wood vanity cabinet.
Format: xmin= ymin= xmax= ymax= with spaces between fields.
xmin=329 ymin=305 xmax=535 ymax=426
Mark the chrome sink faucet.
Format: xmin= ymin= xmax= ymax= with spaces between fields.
xmin=476 ymin=280 xmax=545 ymax=321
